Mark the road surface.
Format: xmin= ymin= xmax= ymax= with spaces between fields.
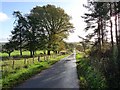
xmin=15 ymin=53 xmax=79 ymax=88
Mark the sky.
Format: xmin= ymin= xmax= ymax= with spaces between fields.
xmin=0 ymin=0 xmax=88 ymax=43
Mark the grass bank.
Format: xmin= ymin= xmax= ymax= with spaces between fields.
xmin=2 ymin=54 xmax=68 ymax=89
xmin=76 ymin=52 xmax=107 ymax=88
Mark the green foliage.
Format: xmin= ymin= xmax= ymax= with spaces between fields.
xmin=2 ymin=41 xmax=14 ymax=57
xmin=8 ymin=4 xmax=74 ymax=56
xmin=76 ymin=53 xmax=107 ymax=88
xmin=29 ymin=5 xmax=73 ymax=54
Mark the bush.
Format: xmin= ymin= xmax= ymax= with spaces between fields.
xmin=76 ymin=53 xmax=107 ymax=88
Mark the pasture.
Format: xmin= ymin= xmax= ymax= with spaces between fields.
xmin=1 ymin=52 xmax=68 ymax=88
xmin=0 ymin=50 xmax=49 ymax=57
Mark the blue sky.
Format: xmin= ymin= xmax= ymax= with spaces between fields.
xmin=0 ymin=0 xmax=88 ymax=42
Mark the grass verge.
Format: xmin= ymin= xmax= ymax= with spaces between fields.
xmin=2 ymin=54 xmax=68 ymax=89
xmin=76 ymin=52 xmax=107 ymax=88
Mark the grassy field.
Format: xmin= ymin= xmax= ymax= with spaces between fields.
xmin=0 ymin=50 xmax=53 ymax=57
xmin=1 ymin=54 xmax=68 ymax=89
xmin=76 ymin=52 xmax=107 ymax=88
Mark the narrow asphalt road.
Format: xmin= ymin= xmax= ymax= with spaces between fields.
xmin=15 ymin=53 xmax=79 ymax=89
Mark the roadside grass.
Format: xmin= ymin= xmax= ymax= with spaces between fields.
xmin=76 ymin=52 xmax=107 ymax=88
xmin=2 ymin=54 xmax=68 ymax=89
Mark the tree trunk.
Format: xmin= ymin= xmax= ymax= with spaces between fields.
xmin=110 ymin=19 xmax=114 ymax=47
xmin=38 ymin=56 xmax=40 ymax=62
xmin=44 ymin=50 xmax=46 ymax=54
xmin=47 ymin=50 xmax=51 ymax=55
xmin=118 ymin=13 xmax=120 ymax=43
xmin=114 ymin=2 xmax=119 ymax=46
xmin=98 ymin=20 xmax=101 ymax=51
xmin=20 ymin=27 xmax=22 ymax=56
xmin=110 ymin=3 xmax=114 ymax=47
xmin=115 ymin=14 xmax=118 ymax=45
xmin=117 ymin=12 xmax=120 ymax=78
xmin=33 ymin=50 xmax=35 ymax=56
xmin=20 ymin=48 xmax=22 ymax=56
xmin=44 ymin=50 xmax=46 ymax=61
xmin=55 ymin=51 xmax=57 ymax=54
xmin=8 ymin=53 xmax=10 ymax=57
xmin=101 ymin=19 xmax=104 ymax=45
xmin=30 ymin=50 xmax=33 ymax=57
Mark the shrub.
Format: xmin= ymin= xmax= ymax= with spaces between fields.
xmin=76 ymin=53 xmax=107 ymax=88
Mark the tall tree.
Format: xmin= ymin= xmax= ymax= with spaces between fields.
xmin=109 ymin=3 xmax=114 ymax=47
xmin=82 ymin=1 xmax=120 ymax=87
xmin=114 ymin=2 xmax=119 ymax=46
xmin=23 ymin=15 xmax=41 ymax=57
xmin=29 ymin=5 xmax=73 ymax=55
xmin=11 ymin=11 xmax=27 ymax=56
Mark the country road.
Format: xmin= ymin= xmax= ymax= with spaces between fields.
xmin=14 ymin=53 xmax=79 ymax=89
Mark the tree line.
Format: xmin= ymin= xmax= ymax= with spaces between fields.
xmin=2 ymin=4 xmax=73 ymax=57
xmin=82 ymin=1 xmax=120 ymax=88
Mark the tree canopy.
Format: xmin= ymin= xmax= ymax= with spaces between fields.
xmin=4 ymin=4 xmax=73 ymax=57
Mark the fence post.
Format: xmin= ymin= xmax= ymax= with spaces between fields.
xmin=27 ymin=59 xmax=29 ymax=65
xmin=24 ymin=58 xmax=26 ymax=64
xmin=46 ymin=55 xmax=48 ymax=61
xmin=44 ymin=54 xmax=45 ymax=61
xmin=38 ymin=56 xmax=40 ymax=62
xmin=33 ymin=56 xmax=34 ymax=64
xmin=12 ymin=58 xmax=15 ymax=69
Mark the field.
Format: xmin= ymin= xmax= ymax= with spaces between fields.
xmin=1 ymin=54 xmax=58 ymax=77
xmin=0 ymin=50 xmax=69 ymax=88
xmin=0 ymin=50 xmax=50 ymax=57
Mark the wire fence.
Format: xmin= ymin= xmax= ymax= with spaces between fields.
xmin=1 ymin=54 xmax=60 ymax=78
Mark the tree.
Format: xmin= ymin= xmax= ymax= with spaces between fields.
xmin=29 ymin=5 xmax=73 ymax=55
xmin=2 ymin=41 xmax=14 ymax=57
xmin=56 ymin=41 xmax=66 ymax=53
xmin=23 ymin=15 xmax=43 ymax=57
xmin=82 ymin=1 xmax=120 ymax=87
xmin=11 ymin=11 xmax=27 ymax=56
xmin=78 ymin=36 xmax=90 ymax=54
xmin=9 ymin=4 xmax=73 ymax=57
xmin=82 ymin=2 xmax=110 ymax=54
xmin=109 ymin=3 xmax=114 ymax=47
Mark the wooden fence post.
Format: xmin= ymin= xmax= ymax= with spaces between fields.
xmin=27 ymin=59 xmax=29 ymax=65
xmin=47 ymin=55 xmax=49 ymax=61
xmin=12 ymin=59 xmax=15 ymax=69
xmin=38 ymin=56 xmax=40 ymax=62
xmin=44 ymin=54 xmax=45 ymax=61
xmin=24 ymin=58 xmax=26 ymax=64
xmin=33 ymin=56 xmax=34 ymax=64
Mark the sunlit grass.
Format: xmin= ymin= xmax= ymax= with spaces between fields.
xmin=0 ymin=51 xmax=27 ymax=57
xmin=0 ymin=50 xmax=52 ymax=57
xmin=1 ymin=54 xmax=68 ymax=88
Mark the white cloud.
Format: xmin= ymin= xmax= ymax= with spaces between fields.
xmin=0 ymin=12 xmax=9 ymax=22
